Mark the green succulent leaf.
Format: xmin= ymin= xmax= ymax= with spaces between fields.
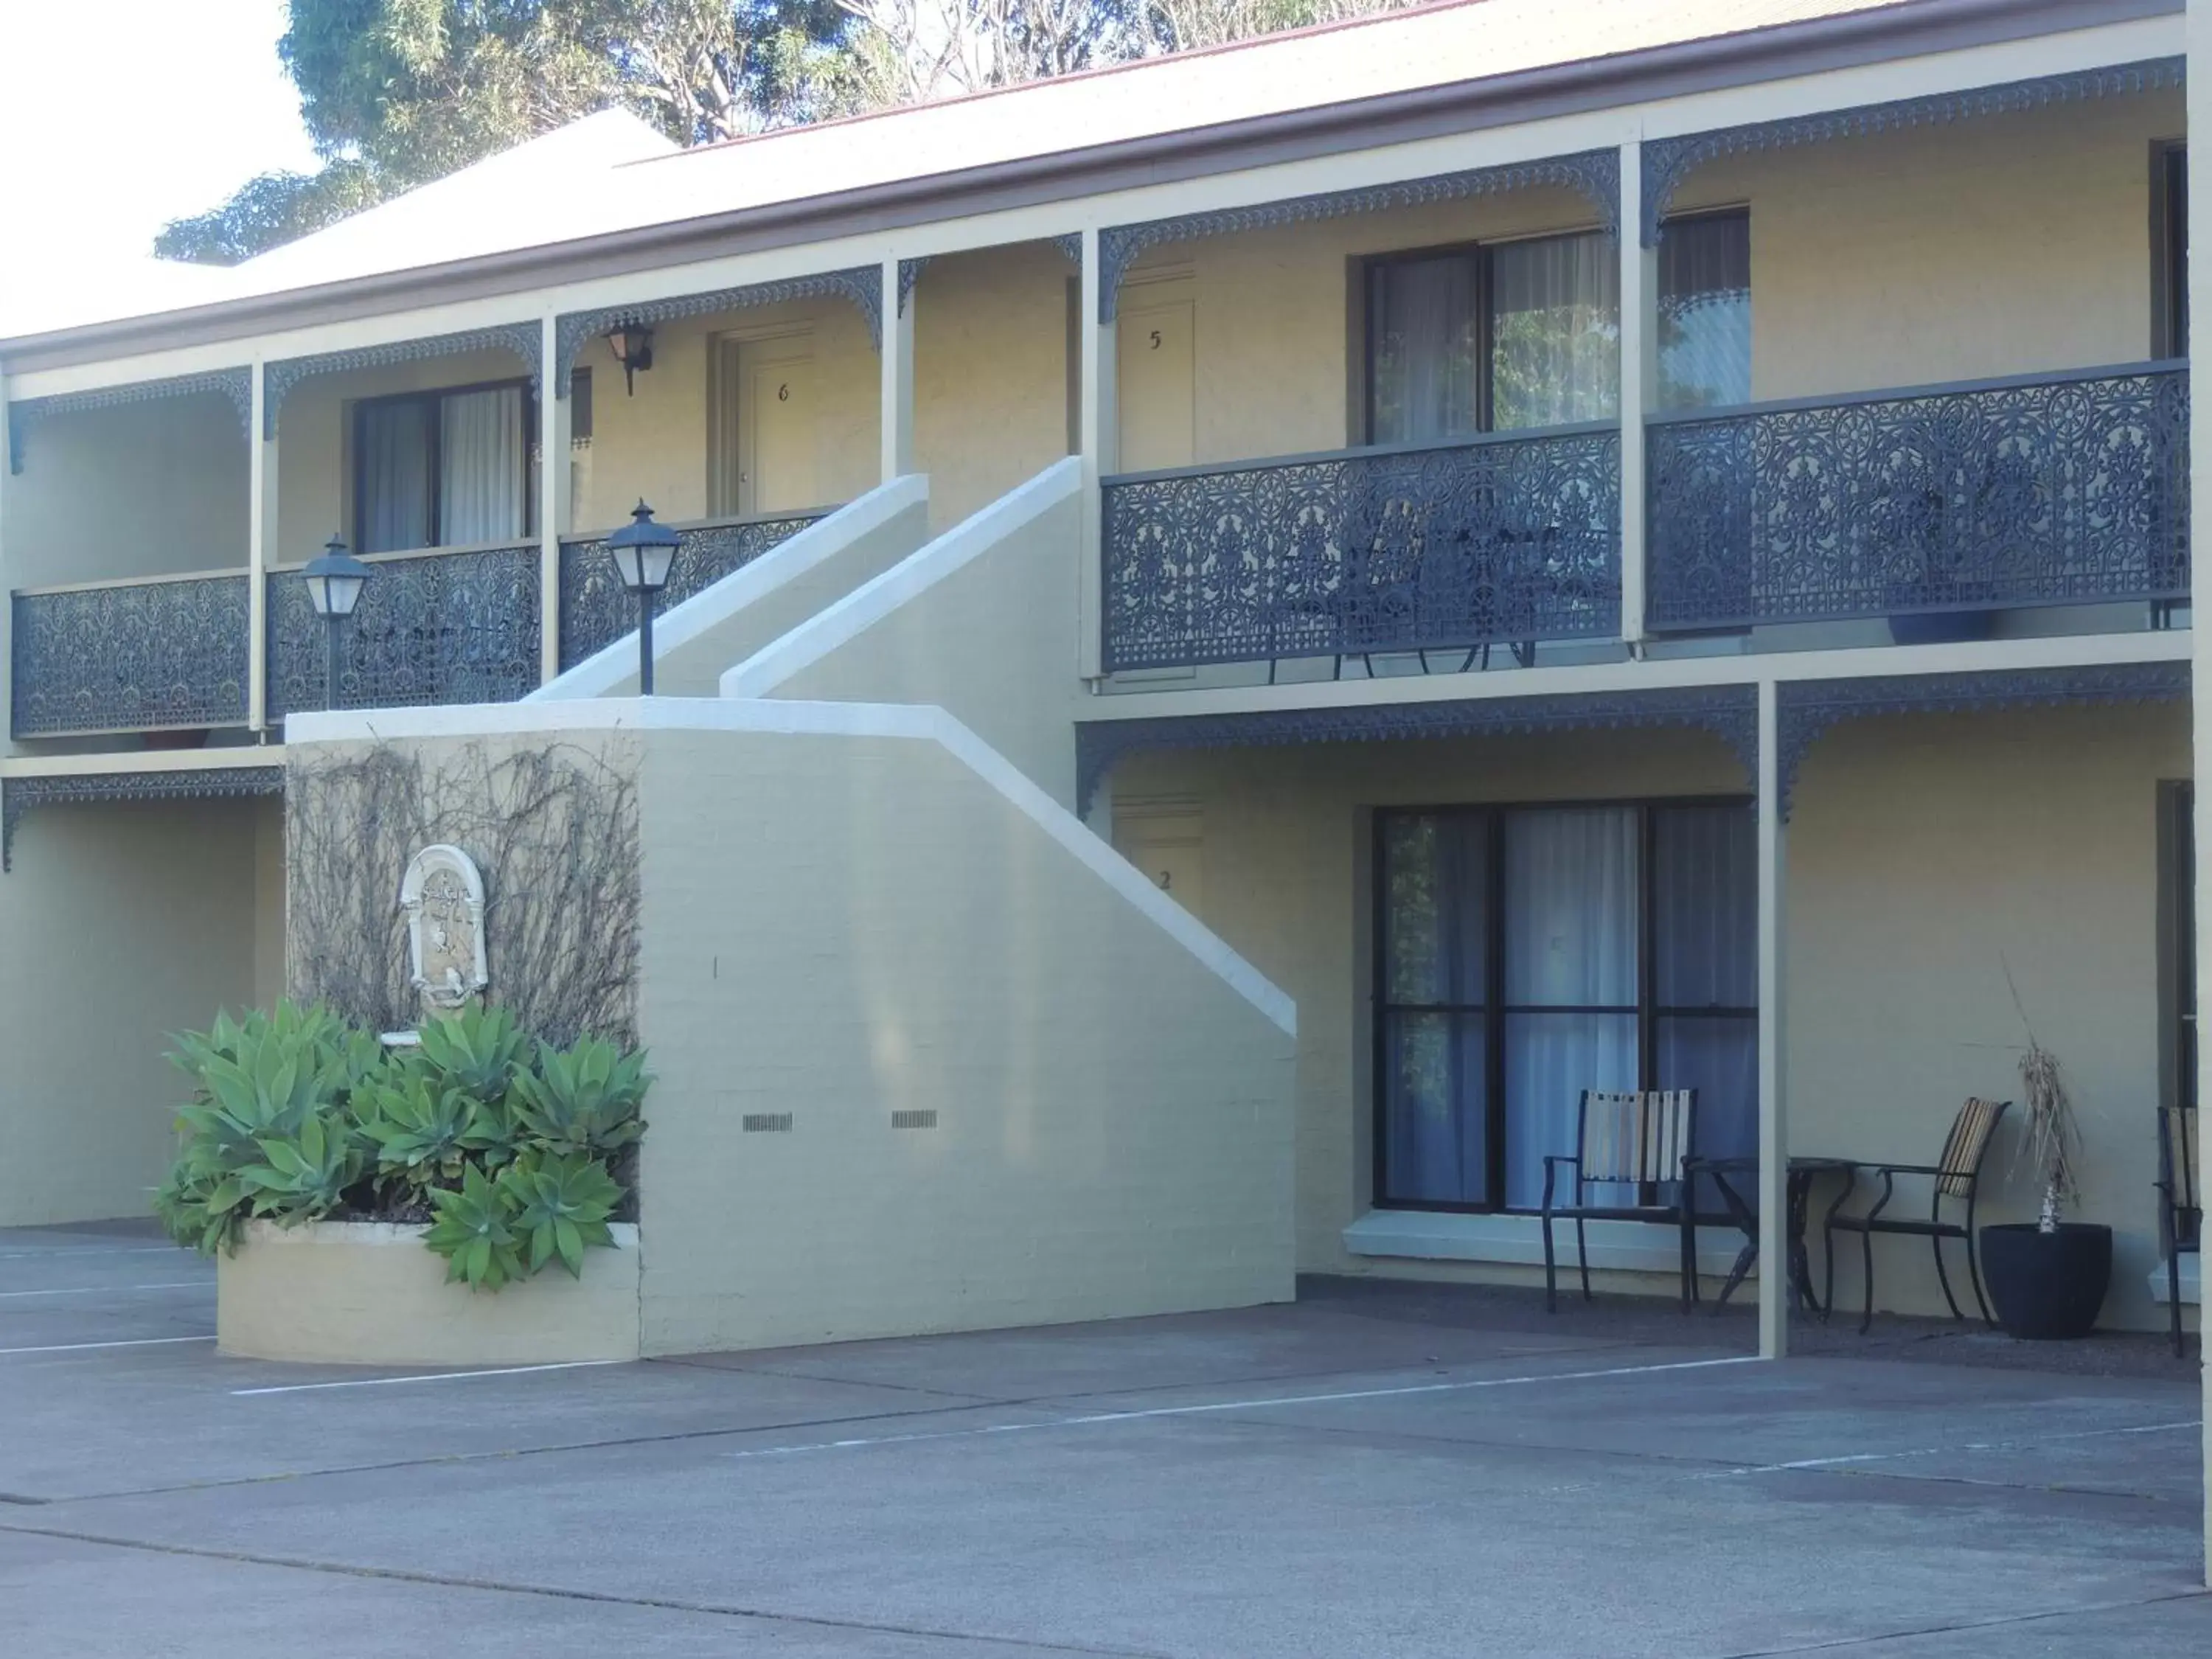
xmin=422 ymin=1163 xmax=525 ymax=1291
xmin=414 ymin=1005 xmax=528 ymax=1104
xmin=498 ymin=1151 xmax=621 ymax=1279
xmin=507 ymin=1036 xmax=651 ymax=1159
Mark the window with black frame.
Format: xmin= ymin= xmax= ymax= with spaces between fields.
xmin=1375 ymin=800 xmax=1759 ymax=1212
xmin=2157 ymin=144 xmax=2188 ymax=359
xmin=1657 ymin=209 xmax=1752 ymax=410
xmin=1364 ymin=230 xmax=1620 ymax=444
xmin=353 ymin=380 xmax=532 ymax=554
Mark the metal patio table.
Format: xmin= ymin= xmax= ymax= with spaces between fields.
xmin=1681 ymin=1155 xmax=1859 ymax=1315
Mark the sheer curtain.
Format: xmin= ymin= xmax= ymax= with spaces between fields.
xmin=1652 ymin=804 xmax=1759 ymax=1211
xmin=1380 ymin=814 xmax=1490 ymax=1204
xmin=358 ymin=400 xmax=432 ymax=554
xmin=1490 ymin=232 xmax=1620 ymax=431
xmin=1658 ymin=212 xmax=1753 ymax=411
xmin=1368 ymin=254 xmax=1481 ymax=445
xmin=439 ymin=386 xmax=526 ymax=545
xmin=1501 ymin=807 xmax=1639 ymax=1208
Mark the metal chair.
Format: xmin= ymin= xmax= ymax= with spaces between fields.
xmin=1541 ymin=1090 xmax=1699 ymax=1314
xmin=2155 ymin=1105 xmax=2199 ymax=1358
xmin=1823 ymin=1097 xmax=2008 ymax=1335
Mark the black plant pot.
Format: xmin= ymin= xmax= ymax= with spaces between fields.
xmin=1980 ymin=1222 xmax=2112 ymax=1340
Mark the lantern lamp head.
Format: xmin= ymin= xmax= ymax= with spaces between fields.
xmin=606 ymin=321 xmax=655 ymax=394
xmin=302 ymin=534 xmax=372 ymax=619
xmin=605 ymin=500 xmax=680 ymax=594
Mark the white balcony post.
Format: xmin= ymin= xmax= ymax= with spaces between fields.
xmin=0 ymin=371 xmax=13 ymax=752
xmin=1079 ymin=226 xmax=1118 ymax=683
xmin=248 ymin=359 xmax=273 ymax=734
xmin=881 ymin=255 xmax=917 ymax=483
xmin=2185 ymin=0 xmax=2211 ymax=1587
xmin=1618 ymin=139 xmax=1657 ymax=650
xmin=538 ymin=313 xmax=570 ymax=684
xmin=1756 ymin=676 xmax=1788 ymax=1360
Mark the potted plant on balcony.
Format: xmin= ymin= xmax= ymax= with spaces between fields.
xmin=1979 ymin=1002 xmax=2110 ymax=1339
xmin=1884 ymin=484 xmax=1998 ymax=646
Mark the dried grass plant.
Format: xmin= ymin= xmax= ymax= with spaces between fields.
xmin=2006 ymin=967 xmax=2081 ymax=1232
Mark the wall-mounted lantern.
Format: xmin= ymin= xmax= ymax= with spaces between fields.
xmin=605 ymin=321 xmax=655 ymax=395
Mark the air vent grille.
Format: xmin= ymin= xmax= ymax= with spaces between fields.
xmin=741 ymin=1113 xmax=793 ymax=1133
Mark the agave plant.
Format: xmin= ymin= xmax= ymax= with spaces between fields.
xmin=508 ymin=1036 xmax=650 ymax=1158
xmin=422 ymin=1163 xmax=526 ymax=1290
xmin=498 ymin=1150 xmax=622 ymax=1278
xmin=235 ymin=1112 xmax=366 ymax=1225
xmin=357 ymin=1074 xmax=490 ymax=1194
xmin=414 ymin=1004 xmax=528 ymax=1104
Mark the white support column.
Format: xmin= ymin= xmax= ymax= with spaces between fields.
xmin=1756 ymin=676 xmax=1788 ymax=1360
xmin=0 ymin=371 xmax=13 ymax=754
xmin=880 ymin=256 xmax=916 ymax=484
xmin=1079 ymin=227 xmax=1118 ymax=684
xmin=1618 ymin=140 xmax=1657 ymax=650
xmin=248 ymin=360 xmax=274 ymax=736
xmin=2186 ymin=0 xmax=2211 ymax=1588
xmin=538 ymin=313 xmax=570 ymax=685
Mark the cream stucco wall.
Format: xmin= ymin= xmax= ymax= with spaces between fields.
xmin=0 ymin=793 xmax=278 ymax=1226
xmin=1109 ymin=703 xmax=2189 ymax=1329
xmin=633 ymin=721 xmax=1294 ymax=1355
xmin=1 ymin=394 xmax=249 ymax=589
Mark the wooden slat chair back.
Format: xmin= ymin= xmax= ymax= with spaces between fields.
xmin=1935 ymin=1096 xmax=2006 ymax=1197
xmin=1579 ymin=1089 xmax=1697 ymax=1186
xmin=2157 ymin=1105 xmax=2200 ymax=1357
xmin=1543 ymin=1089 xmax=1700 ymax=1314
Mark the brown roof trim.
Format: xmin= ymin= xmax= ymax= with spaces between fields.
xmin=2 ymin=0 xmax=2179 ymax=374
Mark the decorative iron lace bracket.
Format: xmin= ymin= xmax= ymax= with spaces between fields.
xmin=265 ymin=324 xmax=541 ymax=439
xmin=1097 ymin=150 xmax=1619 ymax=322
xmin=1641 ymin=56 xmax=2183 ymax=245
xmin=554 ymin=266 xmax=885 ymax=390
xmin=897 ymin=259 xmax=929 ymax=315
xmin=9 ymin=369 xmax=253 ymax=473
xmin=1074 ymin=683 xmax=1753 ymax=818
xmin=2 ymin=765 xmax=283 ymax=872
xmin=1775 ymin=660 xmax=2189 ymax=817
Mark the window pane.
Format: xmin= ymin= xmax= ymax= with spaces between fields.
xmin=1490 ymin=231 xmax=1619 ymax=430
xmin=1658 ymin=213 xmax=1752 ymax=410
xmin=1381 ymin=813 xmax=1487 ymax=1004
xmin=358 ymin=399 xmax=432 ymax=554
xmin=1652 ymin=804 xmax=1756 ymax=1009
xmin=439 ymin=386 xmax=526 ymax=546
xmin=1658 ymin=1015 xmax=1757 ymax=1214
xmin=1368 ymin=254 xmax=1481 ymax=445
xmin=1503 ymin=1012 xmax=1639 ymax=1208
xmin=1382 ymin=1011 xmax=1488 ymax=1205
xmin=1502 ymin=807 xmax=1638 ymax=1007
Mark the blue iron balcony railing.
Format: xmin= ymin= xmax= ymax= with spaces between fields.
xmin=268 ymin=540 xmax=540 ymax=720
xmin=1646 ymin=361 xmax=2190 ymax=633
xmin=11 ymin=570 xmax=251 ymax=737
xmin=1102 ymin=425 xmax=1623 ymax=674
xmin=557 ymin=509 xmax=827 ymax=672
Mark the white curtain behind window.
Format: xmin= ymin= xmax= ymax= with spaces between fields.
xmin=1491 ymin=232 xmax=1621 ymax=431
xmin=1502 ymin=807 xmax=1639 ymax=1208
xmin=439 ymin=386 xmax=525 ymax=545
xmin=1368 ymin=255 xmax=1481 ymax=445
xmin=1658 ymin=215 xmax=1753 ymax=411
xmin=358 ymin=400 xmax=432 ymax=554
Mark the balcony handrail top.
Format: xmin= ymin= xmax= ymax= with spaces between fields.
xmin=556 ymin=504 xmax=838 ymax=547
xmin=1644 ymin=357 xmax=2189 ymax=431
xmin=1102 ymin=420 xmax=1622 ymax=490
xmin=13 ymin=565 xmax=249 ymax=599
xmin=265 ymin=535 xmax=538 ymax=575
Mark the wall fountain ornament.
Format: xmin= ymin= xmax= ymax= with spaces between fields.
xmin=400 ymin=844 xmax=489 ymax=1019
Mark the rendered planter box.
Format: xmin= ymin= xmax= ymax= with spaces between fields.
xmin=216 ymin=1219 xmax=641 ymax=1366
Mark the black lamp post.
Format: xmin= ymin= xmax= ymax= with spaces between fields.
xmin=605 ymin=501 xmax=679 ymax=695
xmin=300 ymin=534 xmax=373 ymax=712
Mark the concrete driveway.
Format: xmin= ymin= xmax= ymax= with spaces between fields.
xmin=1 ymin=1221 xmax=2205 ymax=1658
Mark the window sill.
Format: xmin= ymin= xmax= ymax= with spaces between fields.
xmin=2146 ymin=1255 xmax=2200 ymax=1307
xmin=1343 ymin=1208 xmax=1753 ymax=1277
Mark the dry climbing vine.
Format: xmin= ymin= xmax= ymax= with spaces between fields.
xmin=285 ymin=738 xmax=641 ymax=1045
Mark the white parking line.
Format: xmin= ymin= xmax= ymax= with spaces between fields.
xmin=722 ymin=1354 xmax=1764 ymax=1460
xmin=0 ymin=1246 xmax=178 ymax=1261
xmin=231 ymin=1360 xmax=627 ymax=1396
xmin=0 ymin=1281 xmax=210 ymax=1299
xmin=0 ymin=1336 xmax=215 ymax=1356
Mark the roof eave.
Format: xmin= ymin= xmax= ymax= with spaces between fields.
xmin=0 ymin=0 xmax=2177 ymax=373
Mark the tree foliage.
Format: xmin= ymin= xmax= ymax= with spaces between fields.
xmin=157 ymin=0 xmax=1422 ymax=265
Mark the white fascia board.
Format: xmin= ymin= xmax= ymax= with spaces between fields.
xmin=282 ymin=692 xmax=1294 ymax=1037
xmin=721 ymin=456 xmax=1082 ymax=700
xmin=1079 ymin=628 xmax=2194 ymax=724
xmin=530 ymin=476 xmax=928 ymax=703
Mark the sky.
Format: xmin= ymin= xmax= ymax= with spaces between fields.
xmin=0 ymin=0 xmax=318 ymax=331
